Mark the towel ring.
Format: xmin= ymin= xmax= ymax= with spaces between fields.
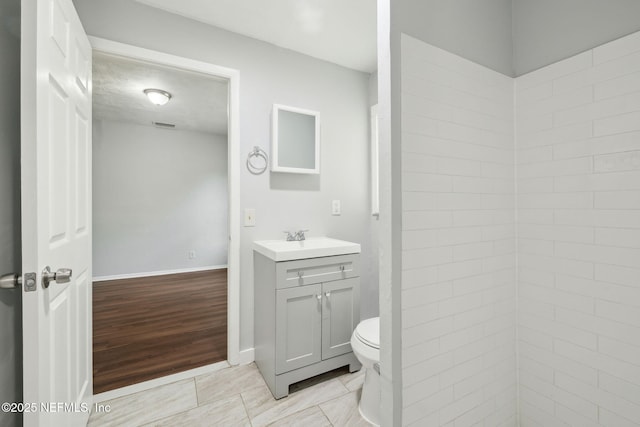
xmin=247 ymin=146 xmax=268 ymax=175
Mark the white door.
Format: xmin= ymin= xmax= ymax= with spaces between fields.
xmin=21 ymin=0 xmax=92 ymax=425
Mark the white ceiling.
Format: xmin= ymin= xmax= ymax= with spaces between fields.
xmin=134 ymin=0 xmax=377 ymax=73
xmin=93 ymin=52 xmax=229 ymax=134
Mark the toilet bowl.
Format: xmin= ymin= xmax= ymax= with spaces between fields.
xmin=351 ymin=317 xmax=380 ymax=426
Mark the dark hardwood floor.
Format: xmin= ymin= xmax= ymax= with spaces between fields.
xmin=92 ymin=269 xmax=227 ymax=394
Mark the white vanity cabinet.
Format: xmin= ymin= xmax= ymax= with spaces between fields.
xmin=254 ymin=251 xmax=361 ymax=399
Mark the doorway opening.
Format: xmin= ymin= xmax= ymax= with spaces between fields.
xmin=89 ymin=39 xmax=240 ymax=395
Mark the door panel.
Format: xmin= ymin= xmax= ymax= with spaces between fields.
xmin=74 ymin=40 xmax=90 ymax=93
xmin=275 ymin=284 xmax=322 ymax=374
xmin=50 ymin=291 xmax=71 ymax=399
xmin=50 ymin=0 xmax=69 ymax=56
xmin=321 ymin=278 xmax=360 ymax=360
xmin=21 ymin=0 xmax=92 ymax=425
xmin=47 ymin=75 xmax=70 ymax=246
xmin=75 ymin=271 xmax=90 ymax=394
xmin=74 ymin=109 xmax=90 ymax=235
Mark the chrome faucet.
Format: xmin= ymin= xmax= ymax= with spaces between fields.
xmin=284 ymin=230 xmax=309 ymax=241
xmin=294 ymin=230 xmax=308 ymax=241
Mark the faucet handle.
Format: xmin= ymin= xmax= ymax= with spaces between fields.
xmin=283 ymin=231 xmax=295 ymax=241
xmin=295 ymin=230 xmax=309 ymax=241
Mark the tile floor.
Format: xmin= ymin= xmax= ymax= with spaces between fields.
xmin=88 ymin=363 xmax=371 ymax=427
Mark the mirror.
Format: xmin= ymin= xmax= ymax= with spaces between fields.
xmin=272 ymin=104 xmax=320 ymax=174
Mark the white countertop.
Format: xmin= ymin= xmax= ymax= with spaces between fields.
xmin=253 ymin=237 xmax=361 ymax=261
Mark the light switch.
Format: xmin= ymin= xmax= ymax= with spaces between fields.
xmin=332 ymin=200 xmax=341 ymax=216
xmin=244 ymin=208 xmax=256 ymax=226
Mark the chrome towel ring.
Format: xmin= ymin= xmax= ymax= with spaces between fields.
xmin=247 ymin=146 xmax=269 ymax=175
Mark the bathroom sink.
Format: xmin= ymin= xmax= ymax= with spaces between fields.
xmin=253 ymin=237 xmax=361 ymax=261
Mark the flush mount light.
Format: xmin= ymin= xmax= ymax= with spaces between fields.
xmin=143 ymin=88 xmax=172 ymax=106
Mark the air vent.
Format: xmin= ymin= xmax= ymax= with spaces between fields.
xmin=152 ymin=121 xmax=176 ymax=129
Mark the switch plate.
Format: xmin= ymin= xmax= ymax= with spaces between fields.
xmin=332 ymin=200 xmax=341 ymax=216
xmin=188 ymin=250 xmax=196 ymax=259
xmin=244 ymin=208 xmax=256 ymax=226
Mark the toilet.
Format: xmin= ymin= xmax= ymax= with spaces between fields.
xmin=351 ymin=317 xmax=380 ymax=426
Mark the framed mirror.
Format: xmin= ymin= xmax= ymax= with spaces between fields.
xmin=271 ymin=104 xmax=320 ymax=174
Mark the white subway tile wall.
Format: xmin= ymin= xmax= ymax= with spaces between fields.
xmin=516 ymin=32 xmax=640 ymax=427
xmin=399 ymin=30 xmax=640 ymax=427
xmin=400 ymin=34 xmax=517 ymax=427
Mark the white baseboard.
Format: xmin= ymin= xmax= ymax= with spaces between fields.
xmin=92 ymin=265 xmax=228 ymax=282
xmin=93 ymin=360 xmax=230 ymax=403
xmin=238 ymin=348 xmax=255 ymax=365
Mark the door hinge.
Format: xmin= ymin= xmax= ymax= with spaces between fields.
xmin=24 ymin=273 xmax=37 ymax=292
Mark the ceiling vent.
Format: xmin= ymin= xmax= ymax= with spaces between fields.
xmin=152 ymin=121 xmax=176 ymax=129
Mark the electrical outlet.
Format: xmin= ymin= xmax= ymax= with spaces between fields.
xmin=188 ymin=250 xmax=196 ymax=259
xmin=244 ymin=208 xmax=256 ymax=227
xmin=332 ymin=200 xmax=341 ymax=216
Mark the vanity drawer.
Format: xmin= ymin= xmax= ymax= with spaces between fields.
xmin=276 ymin=254 xmax=359 ymax=289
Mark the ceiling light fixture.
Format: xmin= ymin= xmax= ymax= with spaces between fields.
xmin=143 ymin=88 xmax=172 ymax=106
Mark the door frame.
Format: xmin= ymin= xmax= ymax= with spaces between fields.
xmin=89 ymin=37 xmax=241 ymax=365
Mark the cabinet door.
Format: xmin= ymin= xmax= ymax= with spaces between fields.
xmin=322 ymin=278 xmax=360 ymax=360
xmin=275 ymin=284 xmax=322 ymax=374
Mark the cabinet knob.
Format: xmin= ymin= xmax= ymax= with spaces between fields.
xmin=325 ymin=292 xmax=331 ymax=298
xmin=316 ymin=294 xmax=322 ymax=300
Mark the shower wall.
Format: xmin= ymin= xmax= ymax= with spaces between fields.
xmin=400 ymin=34 xmax=517 ymax=426
xmin=516 ymin=31 xmax=640 ymax=427
xmin=399 ymin=29 xmax=640 ymax=426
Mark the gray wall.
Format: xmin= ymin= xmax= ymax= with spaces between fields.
xmin=513 ymin=0 xmax=640 ymax=75
xmin=0 ymin=0 xmax=22 ymax=425
xmin=73 ymin=0 xmax=376 ymax=351
xmin=395 ymin=0 xmax=514 ymax=76
xmin=92 ymin=120 xmax=228 ymax=278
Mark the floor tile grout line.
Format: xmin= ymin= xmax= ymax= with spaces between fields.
xmin=267 ymin=405 xmax=333 ymax=427
xmin=193 ymin=376 xmax=201 ymax=406
xmin=250 ymin=379 xmax=347 ymax=427
xmin=238 ymin=389 xmax=255 ymax=427
xmin=137 ymin=392 xmax=251 ymax=427
xmin=286 ymin=379 xmax=350 ymax=425
xmin=190 ymin=376 xmax=200 ymax=414
xmin=141 ymin=379 xmax=200 ymax=427
xmin=317 ymin=403 xmax=336 ymax=426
